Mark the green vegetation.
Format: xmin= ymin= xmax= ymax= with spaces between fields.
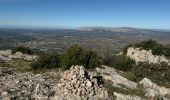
xmin=103 ymin=40 xmax=170 ymax=87
xmin=31 ymin=45 xmax=100 ymax=71
xmin=102 ymin=54 xmax=135 ymax=71
xmin=31 ymin=52 xmax=60 ymax=71
xmin=30 ymin=40 xmax=170 ymax=87
xmin=60 ymin=45 xmax=100 ymax=70
xmin=132 ymin=62 xmax=170 ymax=87
xmin=114 ymin=55 xmax=135 ymax=71
xmin=123 ymin=39 xmax=170 ymax=57
xmin=11 ymin=46 xmax=43 ymax=55
xmin=12 ymin=46 xmax=32 ymax=54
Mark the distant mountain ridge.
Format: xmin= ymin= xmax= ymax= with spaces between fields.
xmin=78 ymin=27 xmax=169 ymax=34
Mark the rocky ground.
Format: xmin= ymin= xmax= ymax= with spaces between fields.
xmin=0 ymin=50 xmax=37 ymax=62
xmin=0 ymin=67 xmax=60 ymax=100
xmin=1 ymin=49 xmax=170 ymax=100
xmin=0 ymin=65 xmax=109 ymax=100
xmin=1 ymin=65 xmax=170 ymax=100
xmin=97 ymin=65 xmax=170 ymax=100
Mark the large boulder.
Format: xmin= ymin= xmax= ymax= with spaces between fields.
xmin=53 ymin=65 xmax=109 ymax=100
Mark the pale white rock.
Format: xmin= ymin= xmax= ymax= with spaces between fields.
xmin=140 ymin=78 xmax=170 ymax=97
xmin=96 ymin=65 xmax=137 ymax=89
xmin=33 ymin=94 xmax=48 ymax=100
xmin=116 ymin=52 xmax=123 ymax=56
xmin=53 ymin=65 xmax=109 ymax=100
xmin=86 ymin=80 xmax=92 ymax=87
xmin=126 ymin=47 xmax=170 ymax=65
xmin=0 ymin=50 xmax=37 ymax=62
xmin=79 ymin=67 xmax=85 ymax=76
xmin=114 ymin=92 xmax=142 ymax=100
xmin=1 ymin=92 xmax=8 ymax=97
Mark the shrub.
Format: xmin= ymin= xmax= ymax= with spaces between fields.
xmin=132 ymin=62 xmax=170 ymax=87
xmin=31 ymin=45 xmax=100 ymax=71
xmin=31 ymin=52 xmax=60 ymax=71
xmin=114 ymin=55 xmax=135 ymax=71
xmin=12 ymin=46 xmax=32 ymax=54
xmin=102 ymin=54 xmax=116 ymax=67
xmin=152 ymin=44 xmax=165 ymax=55
xmin=60 ymin=45 xmax=100 ymax=70
xmin=134 ymin=39 xmax=158 ymax=50
xmin=102 ymin=54 xmax=135 ymax=71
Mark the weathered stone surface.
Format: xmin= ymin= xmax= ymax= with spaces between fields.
xmin=0 ymin=67 xmax=59 ymax=100
xmin=54 ymin=65 xmax=109 ymax=100
xmin=140 ymin=78 xmax=170 ymax=97
xmin=127 ymin=47 xmax=170 ymax=65
xmin=96 ymin=65 xmax=137 ymax=89
xmin=114 ymin=92 xmax=142 ymax=100
xmin=0 ymin=50 xmax=37 ymax=62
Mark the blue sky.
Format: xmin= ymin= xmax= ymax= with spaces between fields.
xmin=0 ymin=0 xmax=170 ymax=29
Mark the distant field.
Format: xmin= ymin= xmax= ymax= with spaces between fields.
xmin=0 ymin=28 xmax=170 ymax=56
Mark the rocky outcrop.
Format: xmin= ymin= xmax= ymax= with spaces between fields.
xmin=96 ymin=65 xmax=137 ymax=89
xmin=96 ymin=65 xmax=170 ymax=99
xmin=0 ymin=50 xmax=37 ymax=62
xmin=53 ymin=65 xmax=109 ymax=100
xmin=114 ymin=92 xmax=142 ymax=100
xmin=140 ymin=78 xmax=170 ymax=97
xmin=0 ymin=67 xmax=59 ymax=100
xmin=126 ymin=47 xmax=170 ymax=65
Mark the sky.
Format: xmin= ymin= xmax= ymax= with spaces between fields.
xmin=0 ymin=0 xmax=170 ymax=29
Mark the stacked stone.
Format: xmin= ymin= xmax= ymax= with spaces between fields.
xmin=57 ymin=65 xmax=108 ymax=100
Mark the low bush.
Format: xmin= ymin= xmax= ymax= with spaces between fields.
xmin=114 ymin=55 xmax=135 ymax=71
xmin=31 ymin=45 xmax=100 ymax=71
xmin=132 ymin=62 xmax=170 ymax=87
xmin=60 ymin=45 xmax=100 ymax=70
xmin=102 ymin=54 xmax=135 ymax=71
xmin=102 ymin=54 xmax=116 ymax=67
xmin=31 ymin=52 xmax=60 ymax=71
xmin=12 ymin=46 xmax=32 ymax=54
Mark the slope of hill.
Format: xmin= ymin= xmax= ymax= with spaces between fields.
xmin=0 ymin=40 xmax=170 ymax=99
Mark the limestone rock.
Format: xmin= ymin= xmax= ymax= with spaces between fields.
xmin=114 ymin=92 xmax=142 ymax=100
xmin=96 ymin=65 xmax=137 ymax=89
xmin=140 ymin=78 xmax=170 ymax=97
xmin=126 ymin=47 xmax=170 ymax=65
xmin=0 ymin=67 xmax=59 ymax=100
xmin=0 ymin=50 xmax=37 ymax=62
